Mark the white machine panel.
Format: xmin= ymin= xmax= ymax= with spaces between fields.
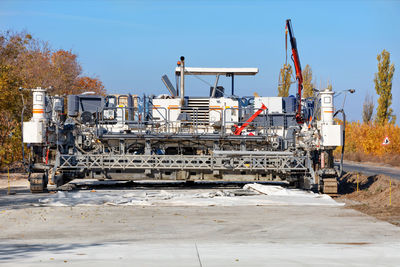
xmin=320 ymin=90 xmax=334 ymax=125
xmin=321 ymin=124 xmax=343 ymax=147
xmin=23 ymin=121 xmax=44 ymax=144
xmin=209 ymin=98 xmax=238 ymax=124
xmin=152 ymin=98 xmax=181 ymax=122
xmin=254 ymin=97 xmax=283 ymax=113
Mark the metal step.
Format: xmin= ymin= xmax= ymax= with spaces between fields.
xmin=183 ymin=98 xmax=210 ymax=123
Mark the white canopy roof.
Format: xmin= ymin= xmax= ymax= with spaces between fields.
xmin=175 ymin=67 xmax=259 ymax=76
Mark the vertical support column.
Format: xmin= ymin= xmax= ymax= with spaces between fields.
xmin=321 ymin=151 xmax=325 ymax=169
xmin=180 ymin=56 xmax=185 ymax=105
xmin=145 ymin=140 xmax=151 ymax=155
xmin=144 ymin=139 xmax=152 ymax=176
xmin=231 ymin=74 xmax=235 ymax=96
xmin=119 ymin=139 xmax=125 ymax=154
xmin=213 ymin=141 xmax=221 ymax=178
xmin=240 ymin=141 xmax=246 ymax=151
xmin=327 ymin=150 xmax=334 ymax=168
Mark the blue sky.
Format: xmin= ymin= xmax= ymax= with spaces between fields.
xmin=1 ymin=0 xmax=399 ymax=122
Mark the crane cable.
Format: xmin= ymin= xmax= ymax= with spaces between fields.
xmin=185 ymin=68 xmax=232 ymax=97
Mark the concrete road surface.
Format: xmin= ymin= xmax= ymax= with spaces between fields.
xmin=342 ymin=161 xmax=400 ymax=179
xmin=0 ymin=186 xmax=399 ymax=266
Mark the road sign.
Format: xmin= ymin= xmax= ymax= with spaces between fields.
xmin=382 ymin=136 xmax=390 ymax=145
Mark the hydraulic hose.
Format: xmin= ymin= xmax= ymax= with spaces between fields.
xmin=334 ymin=109 xmax=346 ymax=177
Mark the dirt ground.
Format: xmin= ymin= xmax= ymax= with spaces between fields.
xmin=0 ymin=173 xmax=27 ymax=189
xmin=338 ymin=172 xmax=400 ymax=226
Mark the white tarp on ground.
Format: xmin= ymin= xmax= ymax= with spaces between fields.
xmin=36 ymin=184 xmax=344 ymax=207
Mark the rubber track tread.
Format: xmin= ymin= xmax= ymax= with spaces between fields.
xmin=30 ymin=175 xmax=45 ymax=193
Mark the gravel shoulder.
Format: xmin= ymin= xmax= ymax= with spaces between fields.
xmin=338 ymin=171 xmax=400 ymax=226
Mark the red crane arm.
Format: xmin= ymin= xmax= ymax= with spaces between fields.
xmin=234 ymin=104 xmax=267 ymax=135
xmin=286 ymin=19 xmax=304 ymax=123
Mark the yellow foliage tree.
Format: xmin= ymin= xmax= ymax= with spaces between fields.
xmin=302 ymin=64 xmax=314 ymax=98
xmin=343 ymin=122 xmax=400 ymax=157
xmin=278 ymin=64 xmax=292 ymax=97
xmin=374 ymin=49 xmax=396 ymax=125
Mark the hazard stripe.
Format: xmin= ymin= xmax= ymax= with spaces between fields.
xmin=168 ymin=105 xmax=180 ymax=109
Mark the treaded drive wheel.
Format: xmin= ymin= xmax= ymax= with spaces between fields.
xmin=322 ymin=178 xmax=338 ymax=196
xmin=29 ymin=173 xmax=47 ymax=193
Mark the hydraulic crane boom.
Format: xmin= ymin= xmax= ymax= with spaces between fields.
xmin=286 ymin=19 xmax=303 ymax=123
xmin=234 ymin=104 xmax=267 ymax=135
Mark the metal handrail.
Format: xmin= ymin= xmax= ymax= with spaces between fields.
xmin=95 ymin=105 xmax=276 ymax=137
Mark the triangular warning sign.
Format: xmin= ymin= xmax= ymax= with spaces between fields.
xmin=382 ymin=136 xmax=390 ymax=145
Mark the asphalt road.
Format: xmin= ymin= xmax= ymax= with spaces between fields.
xmin=342 ymin=161 xmax=400 ymax=180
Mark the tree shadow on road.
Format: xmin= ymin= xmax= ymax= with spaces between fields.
xmin=0 ymin=242 xmax=104 ymax=262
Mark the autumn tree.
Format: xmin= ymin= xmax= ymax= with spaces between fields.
xmin=302 ymin=64 xmax=314 ymax=98
xmin=74 ymin=76 xmax=106 ymax=95
xmin=0 ymin=31 xmax=106 ymax=167
xmin=362 ymin=92 xmax=374 ymax=124
xmin=0 ymin=32 xmax=30 ymax=116
xmin=278 ymin=64 xmax=292 ymax=97
xmin=50 ymin=50 xmax=82 ymax=95
xmin=374 ymin=49 xmax=396 ymax=125
xmin=0 ymin=32 xmax=31 ymax=166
